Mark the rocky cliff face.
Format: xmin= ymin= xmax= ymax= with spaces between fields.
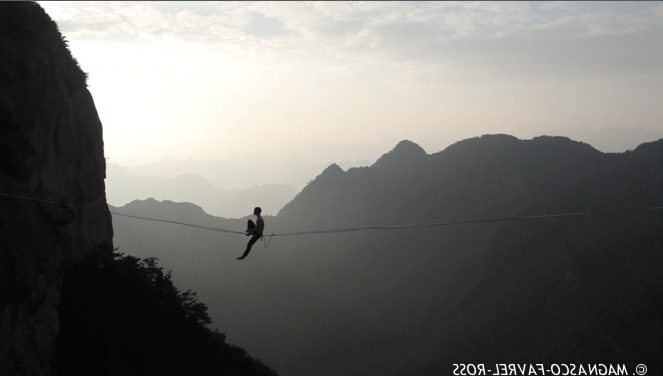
xmin=0 ymin=3 xmax=113 ymax=374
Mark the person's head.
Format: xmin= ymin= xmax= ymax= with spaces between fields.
xmin=254 ymin=207 xmax=262 ymax=216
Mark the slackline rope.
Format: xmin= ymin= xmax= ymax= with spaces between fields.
xmin=1 ymin=192 xmax=661 ymax=243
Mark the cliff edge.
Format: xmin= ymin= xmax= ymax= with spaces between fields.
xmin=0 ymin=3 xmax=112 ymax=374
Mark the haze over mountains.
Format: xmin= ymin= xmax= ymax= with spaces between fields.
xmin=112 ymin=147 xmax=377 ymax=191
xmin=107 ymin=164 xmax=297 ymax=217
xmin=112 ymin=135 xmax=662 ymax=376
xmin=107 ymin=127 xmax=661 ymax=218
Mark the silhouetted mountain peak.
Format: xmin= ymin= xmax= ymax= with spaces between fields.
xmin=394 ymin=139 xmax=426 ymax=153
xmin=320 ymin=163 xmax=344 ymax=176
xmin=373 ymin=140 xmax=426 ymax=168
xmin=436 ymin=134 xmax=603 ymax=163
xmin=129 ymin=197 xmax=204 ymax=211
xmin=530 ymin=135 xmax=597 ymax=150
xmin=119 ymin=198 xmax=214 ymax=221
xmin=307 ymin=163 xmax=344 ymax=186
xmin=440 ymin=134 xmax=519 ymax=154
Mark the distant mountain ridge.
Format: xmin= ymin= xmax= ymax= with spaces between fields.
xmin=111 ymin=134 xmax=662 ymax=376
xmin=553 ymin=127 xmax=663 ymax=153
xmin=116 ymin=134 xmax=662 ymax=231
xmin=278 ymin=134 xmax=662 ymax=229
xmin=110 ymin=198 xmax=245 ymax=231
xmin=106 ymin=164 xmax=297 ymax=217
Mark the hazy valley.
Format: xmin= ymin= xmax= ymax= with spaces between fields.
xmin=111 ymin=135 xmax=662 ymax=376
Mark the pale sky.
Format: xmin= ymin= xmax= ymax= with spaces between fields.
xmin=39 ymin=1 xmax=663 ymax=167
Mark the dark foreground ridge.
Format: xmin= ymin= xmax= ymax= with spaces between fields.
xmin=54 ymin=249 xmax=276 ymax=376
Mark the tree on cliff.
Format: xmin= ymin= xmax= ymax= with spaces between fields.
xmin=54 ymin=249 xmax=277 ymax=376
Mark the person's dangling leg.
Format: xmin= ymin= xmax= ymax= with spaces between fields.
xmin=237 ymin=234 xmax=261 ymax=260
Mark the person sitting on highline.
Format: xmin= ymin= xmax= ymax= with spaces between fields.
xmin=237 ymin=207 xmax=264 ymax=260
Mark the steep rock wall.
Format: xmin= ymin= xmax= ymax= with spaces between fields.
xmin=0 ymin=3 xmax=113 ymax=374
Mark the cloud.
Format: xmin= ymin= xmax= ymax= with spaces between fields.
xmin=39 ymin=1 xmax=663 ymax=81
xmin=244 ymin=12 xmax=294 ymax=38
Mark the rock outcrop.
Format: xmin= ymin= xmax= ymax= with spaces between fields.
xmin=0 ymin=3 xmax=113 ymax=374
